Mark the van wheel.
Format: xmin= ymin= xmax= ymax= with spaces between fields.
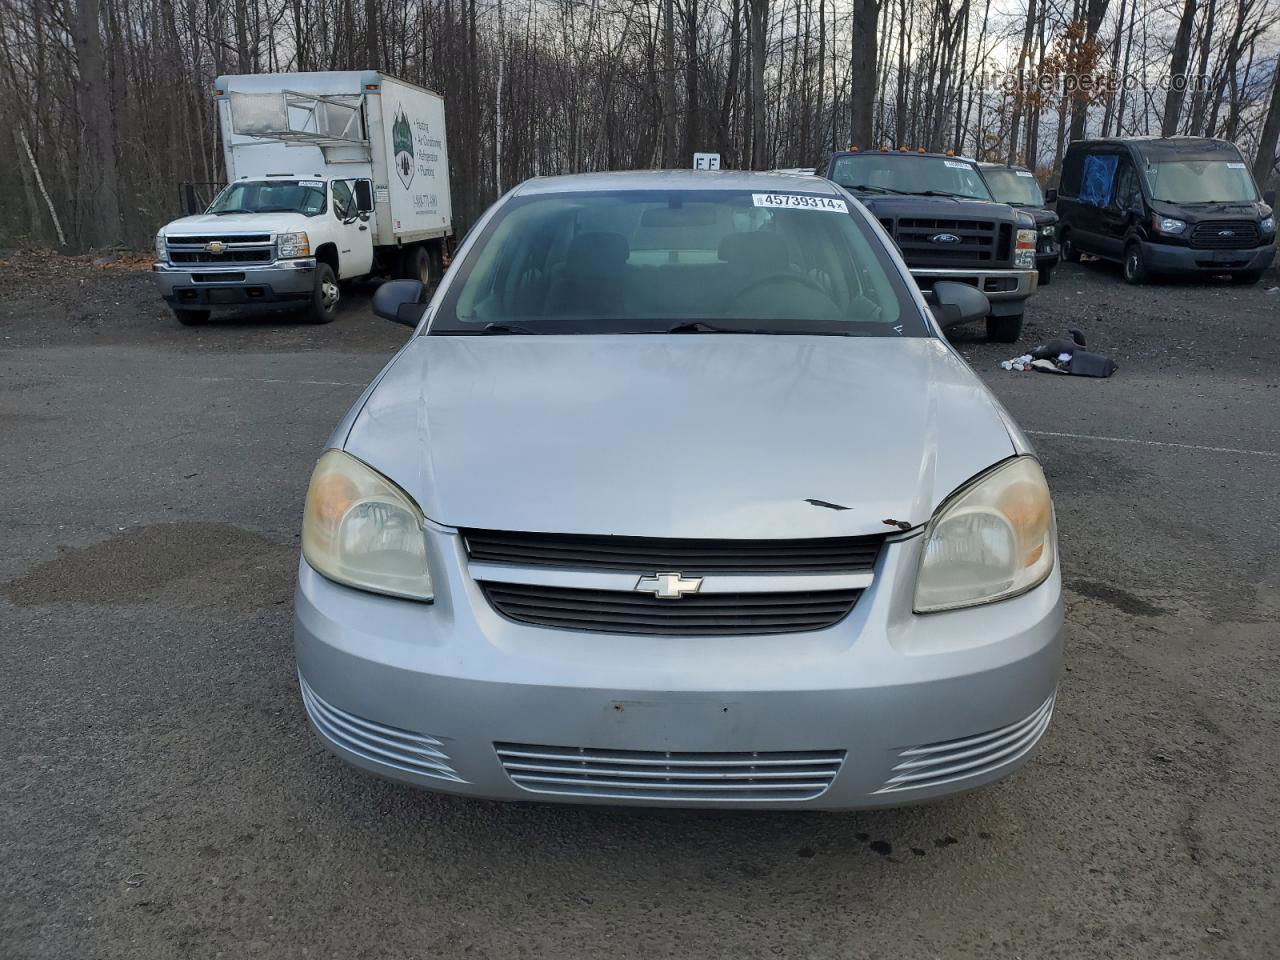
xmin=1231 ymin=269 xmax=1264 ymax=285
xmin=1060 ymin=233 xmax=1081 ymax=263
xmin=986 ymin=312 xmax=1024 ymax=343
xmin=303 ymin=263 xmax=340 ymax=324
xmin=172 ymin=308 xmax=209 ymax=326
xmin=1122 ymin=243 xmax=1148 ymax=284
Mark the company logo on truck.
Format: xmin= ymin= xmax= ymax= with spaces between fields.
xmin=393 ymin=106 xmax=415 ymax=189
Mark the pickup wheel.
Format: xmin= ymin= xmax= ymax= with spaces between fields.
xmin=986 ymin=311 xmax=1024 ymax=343
xmin=172 ymin=308 xmax=209 ymax=326
xmin=1060 ymin=232 xmax=1081 ymax=263
xmin=1122 ymin=243 xmax=1148 ymax=284
xmin=303 ymin=263 xmax=340 ymax=324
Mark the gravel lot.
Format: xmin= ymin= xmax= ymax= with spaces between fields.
xmin=2 ymin=254 xmax=1278 ymax=959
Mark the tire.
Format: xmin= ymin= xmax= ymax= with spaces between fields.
xmin=401 ymin=244 xmax=436 ymax=286
xmin=172 ymin=308 xmax=209 ymax=326
xmin=1060 ymin=232 xmax=1081 ymax=263
xmin=1122 ymin=243 xmax=1148 ymax=284
xmin=303 ymin=263 xmax=340 ymax=324
xmin=1038 ymin=266 xmax=1054 ymax=286
xmin=986 ymin=311 xmax=1024 ymax=343
xmin=1231 ymin=269 xmax=1264 ymax=285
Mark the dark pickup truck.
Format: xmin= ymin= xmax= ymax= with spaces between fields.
xmin=823 ymin=150 xmax=1039 ymax=342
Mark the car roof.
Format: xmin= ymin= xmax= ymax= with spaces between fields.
xmin=513 ymin=170 xmax=842 ymax=196
xmin=831 ymin=149 xmax=979 ymax=163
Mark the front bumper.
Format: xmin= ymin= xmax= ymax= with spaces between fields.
xmin=1139 ymin=240 xmax=1276 ymax=274
xmin=294 ymin=524 xmax=1064 ymax=809
xmin=910 ymin=267 xmax=1038 ymax=317
xmin=153 ymin=259 xmax=316 ymax=307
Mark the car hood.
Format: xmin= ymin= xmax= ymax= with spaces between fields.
xmin=161 ymin=211 xmax=314 ymax=235
xmin=857 ymin=195 xmax=1017 ymax=223
xmin=343 ymin=335 xmax=1018 ymax=539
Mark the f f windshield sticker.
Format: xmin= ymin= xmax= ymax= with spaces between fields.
xmin=752 ymin=193 xmax=848 ymax=212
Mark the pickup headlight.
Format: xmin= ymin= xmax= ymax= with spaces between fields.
xmin=1153 ymin=216 xmax=1186 ymax=235
xmin=154 ymin=232 xmax=167 ymax=261
xmin=1015 ymin=228 xmax=1038 ymax=268
xmin=914 ymin=456 xmax=1055 ymax=613
xmin=302 ymin=449 xmax=433 ymax=602
xmin=1261 ymin=216 xmax=1275 ymax=234
xmin=1040 ymin=224 xmax=1055 ymax=237
xmin=278 ymin=231 xmax=311 ymax=258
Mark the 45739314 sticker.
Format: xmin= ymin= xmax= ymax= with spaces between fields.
xmin=752 ymin=193 xmax=849 ymax=213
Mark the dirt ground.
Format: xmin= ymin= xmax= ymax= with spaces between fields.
xmin=2 ymin=250 xmax=1278 ymax=959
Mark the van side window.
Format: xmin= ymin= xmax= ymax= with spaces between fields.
xmin=1060 ymin=149 xmax=1085 ymax=197
xmin=1080 ymin=154 xmax=1119 ymax=207
xmin=1112 ymin=162 xmax=1141 ymax=212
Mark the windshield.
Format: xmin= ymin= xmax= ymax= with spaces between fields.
xmin=983 ymin=168 xmax=1045 ymax=206
xmin=430 ymin=189 xmax=924 ymax=337
xmin=207 ymin=180 xmax=327 ymax=216
xmin=829 ymin=155 xmax=993 ymax=200
xmin=1143 ymin=160 xmax=1258 ymax=204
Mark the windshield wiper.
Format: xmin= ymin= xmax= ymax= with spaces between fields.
xmin=212 ymin=208 xmax=255 ymax=216
xmin=913 ymin=189 xmax=978 ymax=199
xmin=842 ymin=183 xmax=910 ymax=195
xmin=479 ymin=322 xmax=542 ymax=335
xmin=665 ymin=320 xmax=842 ymax=335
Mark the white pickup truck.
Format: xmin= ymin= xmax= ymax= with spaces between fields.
xmin=153 ymin=71 xmax=451 ymax=325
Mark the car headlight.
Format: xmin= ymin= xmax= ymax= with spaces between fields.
xmin=914 ymin=456 xmax=1055 ymax=613
xmin=302 ymin=449 xmax=433 ymax=602
xmin=1040 ymin=224 xmax=1055 ymax=237
xmin=154 ymin=232 xmax=167 ymax=261
xmin=278 ymin=231 xmax=311 ymax=258
xmin=1153 ymin=216 xmax=1186 ymax=235
xmin=1261 ymin=216 xmax=1275 ymax=234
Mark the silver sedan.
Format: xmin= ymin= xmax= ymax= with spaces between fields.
xmin=295 ymin=170 xmax=1062 ymax=808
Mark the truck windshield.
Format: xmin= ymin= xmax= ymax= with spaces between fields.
xmin=829 ymin=155 xmax=993 ymax=200
xmin=208 ymin=180 xmax=327 ymax=216
xmin=1143 ymin=160 xmax=1259 ymax=204
xmin=431 ymin=189 xmax=924 ymax=337
xmin=983 ymin=169 xmax=1045 ymax=206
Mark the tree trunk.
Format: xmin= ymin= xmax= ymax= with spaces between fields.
xmin=73 ymin=0 xmax=121 ymax=248
xmin=1161 ymin=0 xmax=1197 ymax=136
xmin=1252 ymin=56 xmax=1280 ymax=188
xmin=748 ymin=0 xmax=769 ymax=168
xmin=849 ymin=0 xmax=878 ymax=149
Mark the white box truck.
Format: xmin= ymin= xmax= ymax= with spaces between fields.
xmin=153 ymin=71 xmax=452 ymax=325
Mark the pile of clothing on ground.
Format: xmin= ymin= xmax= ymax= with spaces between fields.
xmin=1001 ymin=329 xmax=1118 ymax=377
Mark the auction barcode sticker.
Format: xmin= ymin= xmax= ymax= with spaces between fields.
xmin=299 ymin=180 xmax=324 ymax=187
xmin=944 ymin=159 xmax=970 ymax=169
xmin=752 ymin=193 xmax=849 ymax=212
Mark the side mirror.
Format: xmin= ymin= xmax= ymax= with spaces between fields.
xmin=1264 ymin=189 xmax=1276 ymax=207
xmin=1044 ymin=188 xmax=1058 ymax=204
xmin=929 ymin=281 xmax=991 ymax=328
xmin=372 ymin=279 xmax=427 ymax=327
xmin=354 ymin=180 xmax=374 ymax=214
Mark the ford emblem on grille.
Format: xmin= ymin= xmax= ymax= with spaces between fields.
xmin=635 ymin=572 xmax=703 ymax=599
xmin=1217 ymin=230 xmax=1236 ymax=237
xmin=930 ymin=233 xmax=961 ymax=244
xmin=205 ymin=240 xmax=227 ymax=254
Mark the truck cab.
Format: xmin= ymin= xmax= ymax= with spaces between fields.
xmin=153 ymin=71 xmax=451 ymax=326
xmin=823 ymin=149 xmax=1039 ymax=342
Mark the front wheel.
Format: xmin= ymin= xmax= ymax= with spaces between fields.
xmin=986 ymin=311 xmax=1024 ymax=343
xmin=1060 ymin=233 xmax=1081 ymax=263
xmin=172 ymin=307 xmax=209 ymax=326
xmin=1231 ymin=269 xmax=1264 ymax=285
xmin=303 ymin=263 xmax=340 ymax=324
xmin=1122 ymin=243 xmax=1148 ymax=284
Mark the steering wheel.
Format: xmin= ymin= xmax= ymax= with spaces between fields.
xmin=730 ymin=271 xmax=832 ymax=302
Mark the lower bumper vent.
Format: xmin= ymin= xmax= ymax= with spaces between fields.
xmin=495 ymin=742 xmax=845 ymax=802
xmin=875 ymin=693 xmax=1055 ymax=794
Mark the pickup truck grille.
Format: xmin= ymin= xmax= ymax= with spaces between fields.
xmin=1189 ymin=220 xmax=1260 ymax=249
xmin=166 ymin=234 xmax=274 ymax=264
xmin=879 ymin=217 xmax=1012 ymax=267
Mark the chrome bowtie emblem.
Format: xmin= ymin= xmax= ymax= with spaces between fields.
xmin=635 ymin=572 xmax=703 ymax=599
xmin=205 ymin=240 xmax=227 ymax=254
xmin=930 ymin=233 xmax=961 ymax=244
xmin=1217 ymin=230 xmax=1235 ymax=237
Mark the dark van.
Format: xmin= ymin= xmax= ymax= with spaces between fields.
xmin=1056 ymin=137 xmax=1276 ymax=284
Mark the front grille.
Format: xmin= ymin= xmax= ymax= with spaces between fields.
xmin=874 ymin=694 xmax=1055 ymax=794
xmin=167 ymin=234 xmax=274 ymax=264
xmin=480 ymin=582 xmax=861 ymax=635
xmin=299 ymin=675 xmax=464 ymax=782
xmin=882 ymin=217 xmax=1011 ymax=267
xmin=461 ymin=529 xmax=884 ymax=573
xmin=1189 ymin=220 xmax=1260 ymax=249
xmin=495 ymin=742 xmax=845 ymax=801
